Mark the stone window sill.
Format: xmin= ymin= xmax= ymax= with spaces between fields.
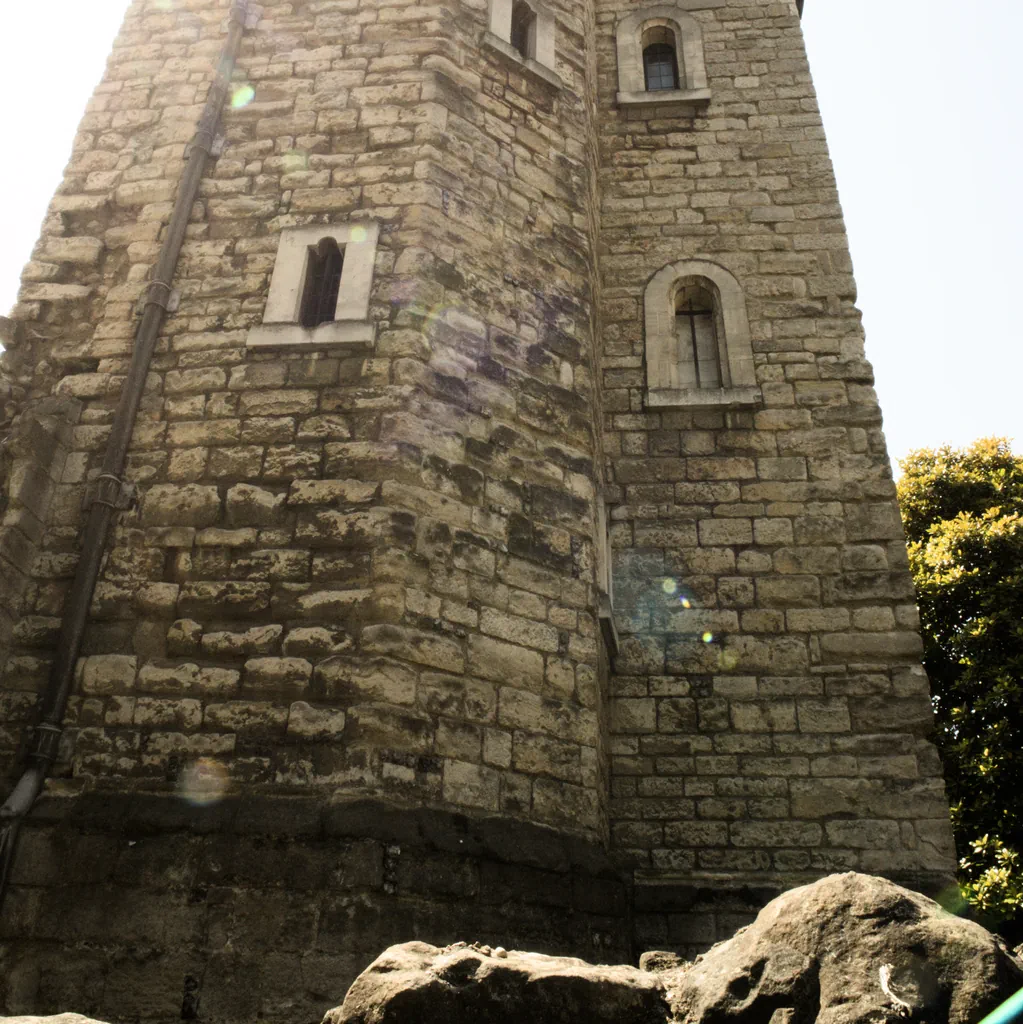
xmin=646 ymin=386 xmax=761 ymax=409
xmin=617 ymin=87 xmax=711 ymax=109
xmin=247 ymin=320 xmax=376 ymax=350
xmin=483 ymin=32 xmax=563 ymax=89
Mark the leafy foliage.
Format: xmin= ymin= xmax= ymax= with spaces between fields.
xmin=898 ymin=439 xmax=1023 ymax=932
xmin=959 ymin=835 xmax=1023 ymax=923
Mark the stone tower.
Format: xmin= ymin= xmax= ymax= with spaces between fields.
xmin=0 ymin=0 xmax=956 ymax=1020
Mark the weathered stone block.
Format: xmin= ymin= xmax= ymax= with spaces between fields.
xmin=142 ymin=484 xmax=221 ymax=527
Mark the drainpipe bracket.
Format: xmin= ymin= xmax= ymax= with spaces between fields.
xmin=136 ymin=281 xmax=180 ymax=315
xmin=29 ymin=723 xmax=64 ymax=769
xmin=184 ymin=133 xmax=226 ymax=161
xmin=85 ymin=474 xmax=136 ymax=512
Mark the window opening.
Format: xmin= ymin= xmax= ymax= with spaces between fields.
xmin=300 ymin=237 xmax=345 ymax=328
xmin=642 ymin=27 xmax=679 ymax=91
xmin=676 ymin=286 xmax=721 ymax=390
xmin=511 ymin=1 xmax=537 ymax=59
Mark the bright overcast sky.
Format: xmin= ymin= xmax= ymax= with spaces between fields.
xmin=0 ymin=1 xmax=1020 ymax=469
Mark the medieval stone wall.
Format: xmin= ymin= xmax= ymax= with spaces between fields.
xmin=1 ymin=0 xmax=609 ymax=836
xmin=0 ymin=0 xmax=960 ymax=1017
xmin=0 ymin=794 xmax=631 ymax=1021
xmin=595 ymin=0 xmax=955 ymax=898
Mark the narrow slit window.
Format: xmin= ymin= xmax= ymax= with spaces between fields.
xmin=642 ymin=27 xmax=680 ymax=91
xmin=300 ymin=237 xmax=345 ymax=328
xmin=511 ymin=0 xmax=537 ymax=59
xmin=676 ymin=286 xmax=722 ymax=390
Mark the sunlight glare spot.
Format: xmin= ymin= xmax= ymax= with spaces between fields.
xmin=231 ymin=84 xmax=255 ymax=109
xmin=178 ymin=757 xmax=228 ymax=807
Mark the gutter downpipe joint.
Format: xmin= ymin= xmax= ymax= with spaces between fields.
xmin=0 ymin=0 xmax=256 ymax=909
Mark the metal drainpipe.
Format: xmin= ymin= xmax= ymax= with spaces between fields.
xmin=0 ymin=0 xmax=257 ymax=909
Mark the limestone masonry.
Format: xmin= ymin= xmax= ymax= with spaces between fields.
xmin=0 ymin=0 xmax=957 ymax=1020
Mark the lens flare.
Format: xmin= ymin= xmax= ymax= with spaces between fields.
xmin=662 ymin=579 xmax=677 ymax=595
xmin=935 ymin=884 xmax=969 ymax=917
xmin=679 ymin=596 xmax=692 ymax=609
xmin=979 ymin=987 xmax=1023 ymax=1024
xmin=178 ymin=757 xmax=229 ymax=806
xmin=349 ymin=224 xmax=368 ymax=244
xmin=282 ymin=149 xmax=309 ymax=172
xmin=702 ymin=631 xmax=715 ymax=644
xmin=716 ymin=649 xmax=740 ymax=671
xmin=231 ymin=84 xmax=255 ymax=109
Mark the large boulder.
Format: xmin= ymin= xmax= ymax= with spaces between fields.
xmin=329 ymin=873 xmax=1023 ymax=1024
xmin=670 ymin=872 xmax=1022 ymax=1022
xmin=327 ymin=942 xmax=667 ymax=1024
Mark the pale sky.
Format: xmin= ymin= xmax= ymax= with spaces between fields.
xmin=0 ymin=1 xmax=1020 ymax=469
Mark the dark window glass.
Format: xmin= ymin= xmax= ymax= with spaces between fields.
xmin=300 ymin=238 xmax=344 ymax=328
xmin=511 ymin=1 xmax=535 ymax=58
xmin=643 ymin=42 xmax=679 ymax=91
xmin=676 ymin=296 xmax=722 ymax=390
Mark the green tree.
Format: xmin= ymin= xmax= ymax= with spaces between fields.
xmin=898 ymin=438 xmax=1023 ymax=933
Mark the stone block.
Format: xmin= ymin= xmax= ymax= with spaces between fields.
xmin=243 ymin=657 xmax=313 ymax=693
xmin=226 ymin=484 xmax=287 ymax=526
xmin=345 ymin=704 xmax=434 ymax=754
xmin=468 ymin=634 xmax=544 ymax=690
xmin=442 ymin=759 xmax=501 ymax=811
xmin=363 ymin=624 xmax=465 ymax=673
xmin=480 ymin=608 xmax=559 ymax=654
xmin=80 ymin=654 xmax=137 ymax=695
xmin=730 ymin=700 xmax=797 ymax=734
xmin=287 ymin=701 xmax=347 ymax=739
xmin=756 ymin=577 xmax=820 ymax=608
xmin=796 ymin=699 xmax=851 ymax=734
xmin=820 ymin=633 xmax=924 ymax=663
xmin=141 ymin=484 xmax=221 ymax=527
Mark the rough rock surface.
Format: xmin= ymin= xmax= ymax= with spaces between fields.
xmin=669 ymin=872 xmax=1022 ymax=1022
xmin=0 ymin=1017 xmax=110 ymax=1024
xmin=330 ymin=873 xmax=1023 ymax=1024
xmin=327 ymin=942 xmax=667 ymax=1024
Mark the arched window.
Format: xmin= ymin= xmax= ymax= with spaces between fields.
xmin=642 ymin=26 xmax=680 ymax=92
xmin=511 ymin=0 xmax=537 ymax=59
xmin=300 ymin=237 xmax=345 ymax=328
xmin=675 ymin=283 xmax=721 ymax=389
xmin=644 ymin=259 xmax=759 ymax=408
xmin=615 ymin=7 xmax=710 ymax=108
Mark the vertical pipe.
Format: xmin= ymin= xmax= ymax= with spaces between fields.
xmin=0 ymin=0 xmax=255 ymax=908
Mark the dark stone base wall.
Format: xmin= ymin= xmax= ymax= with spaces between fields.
xmin=0 ymin=794 xmax=958 ymax=1023
xmin=0 ymin=795 xmax=632 ymax=1024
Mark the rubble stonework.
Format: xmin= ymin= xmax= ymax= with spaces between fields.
xmin=0 ymin=0 xmax=957 ymax=1018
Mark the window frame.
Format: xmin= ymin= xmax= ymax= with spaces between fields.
xmin=247 ymin=221 xmax=379 ymax=350
xmin=615 ymin=5 xmax=713 ymax=109
xmin=485 ymin=0 xmax=562 ymax=88
xmin=643 ymin=40 xmax=680 ymax=92
xmin=643 ymin=259 xmax=760 ymax=409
